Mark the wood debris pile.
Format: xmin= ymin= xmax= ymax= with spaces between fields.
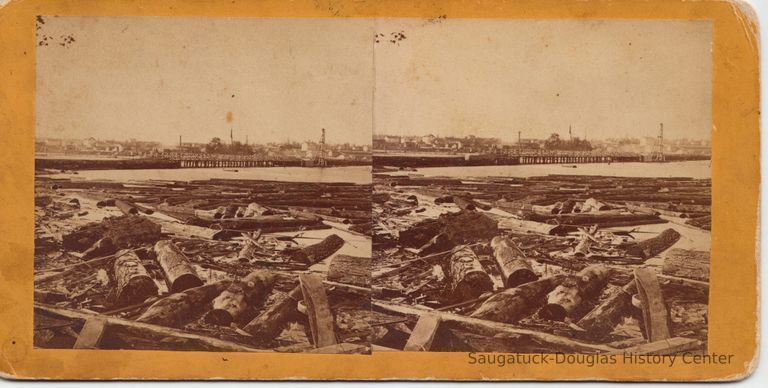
xmin=34 ymin=177 xmax=372 ymax=354
xmin=371 ymin=174 xmax=710 ymax=354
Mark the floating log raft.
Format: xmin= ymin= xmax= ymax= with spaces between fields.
xmin=207 ymin=270 xmax=275 ymax=326
xmin=446 ymin=245 xmax=493 ymax=302
xmin=490 ymin=236 xmax=537 ymax=288
xmin=154 ymin=240 xmax=204 ymax=293
xmin=661 ymin=248 xmax=710 ymax=281
xmin=470 ymin=275 xmax=566 ymax=323
xmin=136 ymin=280 xmax=232 ymax=328
xmin=113 ymin=251 xmax=158 ymax=306
xmin=288 ymin=234 xmax=345 ymax=264
xmin=539 ymin=265 xmax=610 ymax=321
xmin=624 ymin=228 xmax=681 ymax=259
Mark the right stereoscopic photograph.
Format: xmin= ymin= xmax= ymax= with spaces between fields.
xmin=371 ymin=19 xmax=712 ymax=354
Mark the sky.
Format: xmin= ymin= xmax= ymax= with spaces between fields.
xmin=36 ymin=17 xmax=374 ymax=146
xmin=36 ymin=17 xmax=711 ymax=145
xmin=375 ymin=19 xmax=712 ymax=141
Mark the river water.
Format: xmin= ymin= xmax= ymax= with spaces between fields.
xmin=41 ymin=165 xmax=373 ymax=184
xmin=391 ymin=160 xmax=710 ymax=180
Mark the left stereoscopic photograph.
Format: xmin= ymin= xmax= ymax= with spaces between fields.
xmin=33 ymin=16 xmax=373 ymax=353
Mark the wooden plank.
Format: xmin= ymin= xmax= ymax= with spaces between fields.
xmin=373 ymin=301 xmax=616 ymax=353
xmin=403 ymin=313 xmax=441 ymax=351
xmin=73 ymin=317 xmax=107 ymax=349
xmin=662 ymin=248 xmax=710 ymax=281
xmin=37 ymin=303 xmax=271 ymax=352
xmin=634 ymin=268 xmax=671 ymax=342
xmin=607 ymin=337 xmax=703 ymax=355
xmin=299 ymin=274 xmax=337 ymax=348
xmin=306 ymin=343 xmax=369 ymax=354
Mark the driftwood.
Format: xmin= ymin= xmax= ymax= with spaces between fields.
xmin=154 ymin=240 xmax=204 ymax=293
xmin=490 ymin=236 xmax=537 ymax=288
xmin=299 ymin=273 xmax=337 ymax=348
xmin=327 ymin=254 xmax=371 ymax=287
xmin=539 ymin=265 xmax=610 ymax=321
xmin=288 ymin=234 xmax=345 ymax=264
xmin=662 ymin=248 xmax=709 ymax=281
xmin=113 ymin=251 xmax=158 ymax=306
xmin=470 ymin=275 xmax=566 ymax=323
xmin=207 ymin=270 xmax=275 ymax=326
xmin=446 ymin=245 xmax=493 ymax=302
xmin=136 ymin=280 xmax=232 ymax=328
xmin=243 ymin=285 xmax=301 ymax=342
xmin=496 ymin=218 xmax=571 ymax=236
xmin=624 ymin=228 xmax=681 ymax=259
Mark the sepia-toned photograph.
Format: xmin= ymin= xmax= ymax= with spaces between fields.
xmin=33 ymin=16 xmax=373 ymax=354
xmin=371 ymin=20 xmax=712 ymax=354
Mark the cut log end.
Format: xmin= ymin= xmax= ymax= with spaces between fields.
xmin=506 ymin=269 xmax=539 ymax=289
xmin=539 ymin=303 xmax=568 ymax=321
xmin=205 ymin=309 xmax=234 ymax=326
xmin=171 ymin=274 xmax=205 ymax=294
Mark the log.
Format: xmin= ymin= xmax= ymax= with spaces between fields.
xmin=446 ymin=245 xmax=493 ymax=302
xmin=242 ymin=285 xmax=302 ymax=342
xmin=490 ymin=236 xmax=538 ymax=288
xmin=96 ymin=198 xmax=116 ymax=208
xmin=634 ymin=267 xmax=671 ymax=342
xmin=497 ymin=218 xmax=572 ymax=236
xmin=136 ymin=280 xmax=232 ymax=328
xmin=403 ymin=313 xmax=441 ymax=351
xmin=154 ymin=240 xmax=204 ymax=293
xmin=662 ymin=248 xmax=709 ymax=281
xmin=399 ymin=210 xmax=498 ymax=248
xmin=115 ymin=199 xmax=139 ymax=215
xmin=573 ymin=234 xmax=591 ymax=258
xmin=453 ymin=196 xmax=476 ymax=211
xmin=37 ymin=303 xmax=270 ymax=352
xmin=327 ymin=254 xmax=371 ymax=287
xmin=206 ymin=270 xmax=276 ymax=326
xmin=238 ymin=240 xmax=258 ymax=262
xmin=470 ymin=275 xmax=566 ymax=323
xmin=577 ymin=281 xmax=638 ymax=340
xmin=539 ymin=265 xmax=610 ymax=321
xmin=373 ymin=301 xmax=616 ymax=353
xmin=582 ymin=198 xmax=611 ymax=212
xmin=113 ymin=251 xmax=158 ymax=306
xmin=299 ymin=273 xmax=337 ymax=348
xmin=624 ymin=228 xmax=681 ymax=259
xmin=82 ymin=237 xmax=117 ymax=260
xmin=243 ymin=202 xmax=273 ymax=217
xmin=62 ymin=215 xmax=161 ymax=252
xmin=288 ymin=234 xmax=345 ymax=264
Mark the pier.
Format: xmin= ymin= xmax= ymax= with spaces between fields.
xmin=372 ymin=150 xmax=708 ymax=168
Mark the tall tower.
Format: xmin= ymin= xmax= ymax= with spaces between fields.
xmin=651 ymin=123 xmax=665 ymax=162
xmin=315 ymin=128 xmax=328 ymax=167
